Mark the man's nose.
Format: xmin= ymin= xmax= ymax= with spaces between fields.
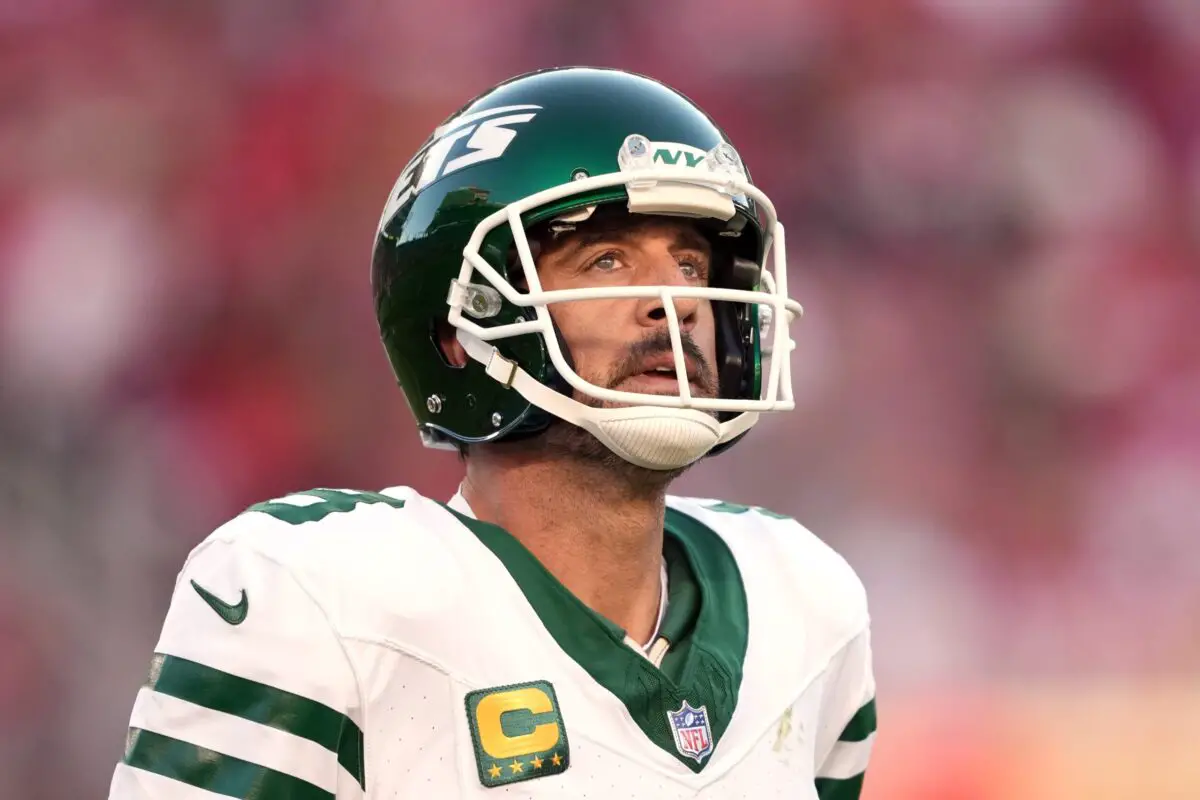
xmin=635 ymin=256 xmax=699 ymax=331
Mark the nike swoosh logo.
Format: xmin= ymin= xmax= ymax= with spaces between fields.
xmin=190 ymin=579 xmax=249 ymax=625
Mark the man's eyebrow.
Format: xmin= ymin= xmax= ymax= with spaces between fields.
xmin=551 ymin=224 xmax=711 ymax=259
xmin=556 ymin=230 xmax=614 ymax=259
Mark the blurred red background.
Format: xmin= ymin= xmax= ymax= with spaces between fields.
xmin=1 ymin=1 xmax=1198 ymax=797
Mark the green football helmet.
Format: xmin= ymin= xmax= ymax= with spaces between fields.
xmin=372 ymin=67 xmax=803 ymax=470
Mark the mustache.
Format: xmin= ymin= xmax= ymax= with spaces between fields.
xmin=608 ymin=331 xmax=718 ymax=395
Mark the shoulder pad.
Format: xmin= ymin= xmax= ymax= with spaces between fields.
xmin=667 ymin=495 xmax=869 ymax=635
xmin=195 ymin=486 xmax=461 ymax=613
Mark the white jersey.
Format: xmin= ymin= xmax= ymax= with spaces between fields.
xmin=109 ymin=487 xmax=876 ymax=799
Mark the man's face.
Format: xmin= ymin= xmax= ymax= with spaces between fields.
xmin=533 ymin=213 xmax=720 ymax=407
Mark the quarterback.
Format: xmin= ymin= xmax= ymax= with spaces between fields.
xmin=109 ymin=67 xmax=876 ymax=798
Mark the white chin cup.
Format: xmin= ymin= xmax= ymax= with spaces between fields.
xmin=582 ymin=406 xmax=721 ymax=471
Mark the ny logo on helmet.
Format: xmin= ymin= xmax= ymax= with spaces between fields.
xmin=378 ymin=104 xmax=541 ymax=232
xmin=653 ymin=145 xmax=705 ymax=168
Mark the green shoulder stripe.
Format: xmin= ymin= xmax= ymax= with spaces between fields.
xmin=125 ymin=728 xmax=331 ymax=800
xmin=816 ymin=773 xmax=865 ymax=800
xmin=148 ymin=654 xmax=364 ymax=787
xmin=246 ymin=488 xmax=405 ymax=526
xmin=701 ymin=501 xmax=793 ymax=520
xmin=839 ymin=698 xmax=876 ymax=742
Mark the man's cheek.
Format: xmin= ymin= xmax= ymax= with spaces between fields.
xmin=560 ymin=315 xmax=611 ymax=353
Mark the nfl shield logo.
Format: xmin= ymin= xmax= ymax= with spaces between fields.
xmin=667 ymin=700 xmax=714 ymax=763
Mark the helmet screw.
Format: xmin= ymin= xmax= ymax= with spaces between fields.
xmin=491 ymin=412 xmax=502 ymax=427
xmin=571 ymin=168 xmax=589 ymax=181
xmin=426 ymin=395 xmax=444 ymax=414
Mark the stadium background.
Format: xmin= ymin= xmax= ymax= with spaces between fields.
xmin=2 ymin=1 xmax=1199 ymax=797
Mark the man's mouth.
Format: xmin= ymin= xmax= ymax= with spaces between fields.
xmin=621 ymin=365 xmax=708 ymax=395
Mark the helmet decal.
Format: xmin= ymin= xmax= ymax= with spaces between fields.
xmin=378 ymin=104 xmax=542 ymax=235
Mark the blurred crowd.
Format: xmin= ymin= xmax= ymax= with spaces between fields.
xmin=2 ymin=1 xmax=1198 ymax=797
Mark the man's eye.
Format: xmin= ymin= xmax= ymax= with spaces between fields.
xmin=678 ymin=259 xmax=707 ymax=280
xmin=587 ymin=252 xmax=621 ymax=272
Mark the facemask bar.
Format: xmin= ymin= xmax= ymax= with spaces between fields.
xmin=446 ymin=164 xmax=803 ymax=416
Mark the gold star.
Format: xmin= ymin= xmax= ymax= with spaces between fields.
xmin=488 ymin=763 xmax=502 ymax=779
xmin=550 ymin=752 xmax=563 ymax=767
xmin=530 ymin=755 xmax=544 ymax=769
xmin=509 ymin=759 xmax=524 ymax=774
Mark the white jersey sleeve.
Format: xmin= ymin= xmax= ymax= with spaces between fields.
xmin=108 ymin=515 xmax=364 ymax=800
xmin=814 ymin=624 xmax=876 ymax=799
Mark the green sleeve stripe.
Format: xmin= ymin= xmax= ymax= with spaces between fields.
xmin=150 ymin=654 xmax=364 ymax=787
xmin=838 ymin=698 xmax=876 ymax=742
xmin=816 ymin=773 xmax=865 ymax=800
xmin=124 ymin=728 xmax=333 ymax=800
xmin=246 ymin=488 xmax=405 ymax=525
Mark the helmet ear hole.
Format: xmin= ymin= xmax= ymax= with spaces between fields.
xmin=432 ymin=319 xmax=469 ymax=369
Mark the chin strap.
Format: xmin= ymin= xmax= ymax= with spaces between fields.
xmin=458 ymin=330 xmax=757 ymax=471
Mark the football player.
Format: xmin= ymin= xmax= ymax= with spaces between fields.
xmin=109 ymin=67 xmax=876 ymax=799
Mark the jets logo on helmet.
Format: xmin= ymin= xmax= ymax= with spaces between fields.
xmin=378 ymin=104 xmax=541 ymax=234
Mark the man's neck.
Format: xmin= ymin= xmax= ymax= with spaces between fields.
xmin=462 ymin=452 xmax=668 ymax=645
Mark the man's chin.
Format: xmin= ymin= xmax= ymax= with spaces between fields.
xmin=542 ymin=428 xmax=695 ymax=491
